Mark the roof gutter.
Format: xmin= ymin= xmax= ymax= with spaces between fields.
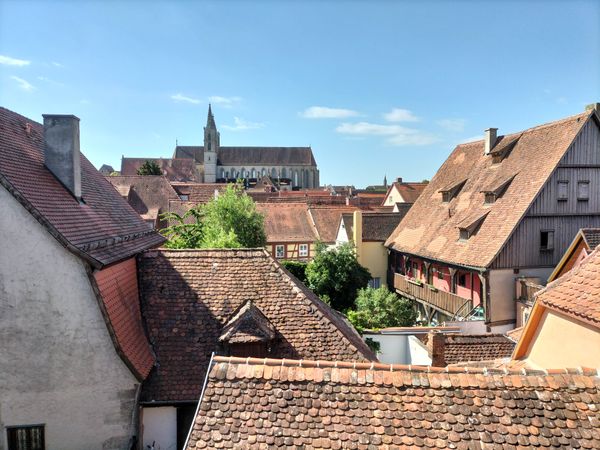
xmin=182 ymin=352 xmax=215 ymax=450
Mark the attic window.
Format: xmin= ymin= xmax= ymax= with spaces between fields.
xmin=179 ymin=194 xmax=189 ymax=201
xmin=481 ymin=175 xmax=516 ymax=204
xmin=457 ymin=212 xmax=489 ymax=241
xmin=439 ymin=179 xmax=467 ymax=203
xmin=540 ymin=230 xmax=554 ymax=251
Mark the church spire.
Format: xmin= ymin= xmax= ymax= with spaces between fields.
xmin=207 ymin=103 xmax=217 ymax=129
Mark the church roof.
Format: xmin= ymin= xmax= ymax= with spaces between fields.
xmin=218 ymin=146 xmax=316 ymax=166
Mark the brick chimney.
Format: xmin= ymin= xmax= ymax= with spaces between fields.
xmin=484 ymin=128 xmax=497 ymax=155
xmin=427 ymin=330 xmax=446 ymax=367
xmin=396 ymin=177 xmax=403 ymax=183
xmin=43 ymin=114 xmax=82 ymax=199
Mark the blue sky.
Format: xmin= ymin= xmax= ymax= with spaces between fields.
xmin=1 ymin=1 xmax=599 ymax=187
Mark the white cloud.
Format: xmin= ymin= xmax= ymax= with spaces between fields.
xmin=171 ymin=93 xmax=201 ymax=104
xmin=336 ymin=121 xmax=436 ymax=146
xmin=37 ymin=76 xmax=64 ymax=87
xmin=222 ymin=117 xmax=265 ymax=131
xmin=383 ymin=108 xmax=419 ymax=122
xmin=300 ymin=106 xmax=360 ymax=119
xmin=11 ymin=76 xmax=35 ymax=92
xmin=208 ymin=96 xmax=242 ymax=107
xmin=437 ymin=118 xmax=466 ymax=132
xmin=0 ymin=55 xmax=30 ymax=66
xmin=51 ymin=61 xmax=64 ymax=68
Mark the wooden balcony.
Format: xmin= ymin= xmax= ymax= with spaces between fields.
xmin=393 ymin=273 xmax=473 ymax=317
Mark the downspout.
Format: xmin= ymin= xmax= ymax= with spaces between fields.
xmin=182 ymin=352 xmax=216 ymax=450
xmin=128 ymin=383 xmax=142 ymax=450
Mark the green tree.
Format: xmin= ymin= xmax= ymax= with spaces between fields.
xmin=346 ymin=286 xmax=417 ymax=334
xmin=160 ymin=183 xmax=266 ymax=249
xmin=281 ymin=260 xmax=308 ymax=283
xmin=201 ymin=184 xmax=266 ymax=248
xmin=136 ymin=160 xmax=162 ymax=175
xmin=305 ymin=243 xmax=371 ymax=312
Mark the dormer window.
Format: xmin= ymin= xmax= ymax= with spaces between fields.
xmin=490 ymin=134 xmax=521 ymax=164
xmin=439 ymin=179 xmax=467 ymax=203
xmin=481 ymin=174 xmax=516 ymax=204
xmin=457 ymin=212 xmax=489 ymax=241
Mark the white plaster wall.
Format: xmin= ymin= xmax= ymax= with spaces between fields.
xmin=488 ymin=268 xmax=552 ymax=324
xmin=142 ymin=407 xmax=177 ymax=450
xmin=363 ymin=333 xmax=408 ymax=364
xmin=0 ymin=186 xmax=139 ymax=450
xmin=406 ymin=336 xmax=432 ymax=365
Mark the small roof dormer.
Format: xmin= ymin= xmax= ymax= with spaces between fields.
xmin=439 ymin=179 xmax=467 ymax=203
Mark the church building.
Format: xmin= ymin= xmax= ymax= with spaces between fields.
xmin=121 ymin=106 xmax=320 ymax=188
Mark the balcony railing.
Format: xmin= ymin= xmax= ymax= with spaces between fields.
xmin=393 ymin=272 xmax=473 ymax=317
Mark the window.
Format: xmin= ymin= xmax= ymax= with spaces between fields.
xmin=557 ymin=181 xmax=568 ymax=201
xmin=7 ymin=425 xmax=45 ymax=450
xmin=299 ymin=244 xmax=309 ymax=257
xmin=578 ymin=181 xmax=590 ymax=201
xmin=540 ymin=230 xmax=554 ymax=251
xmin=369 ymin=278 xmax=381 ymax=288
xmin=459 ymin=229 xmax=470 ymax=240
xmin=457 ymin=273 xmax=467 ymax=287
xmin=179 ymin=194 xmax=189 ymax=201
xmin=275 ymin=245 xmax=285 ymax=258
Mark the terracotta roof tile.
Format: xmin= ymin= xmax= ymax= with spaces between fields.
xmin=437 ymin=333 xmax=516 ymax=365
xmin=186 ymin=356 xmax=600 ymax=449
xmin=256 ymin=203 xmax=319 ymax=243
xmin=536 ymin=246 xmax=600 ymax=328
xmin=582 ymin=228 xmax=600 ymax=250
xmin=170 ymin=182 xmax=227 ymax=203
xmin=391 ymin=181 xmax=428 ymax=203
xmin=309 ymin=206 xmax=359 ymax=243
xmin=386 ymin=111 xmax=593 ymax=268
xmin=0 ymin=107 xmax=165 ymax=268
xmin=120 ymin=157 xmax=200 ymax=182
xmin=138 ymin=249 xmax=375 ymax=402
xmin=343 ymin=212 xmax=409 ymax=242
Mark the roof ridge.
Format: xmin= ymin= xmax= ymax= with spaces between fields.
xmin=211 ymin=355 xmax=600 ymax=377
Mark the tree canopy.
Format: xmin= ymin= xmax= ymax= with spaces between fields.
xmin=161 ymin=183 xmax=266 ymax=249
xmin=136 ymin=160 xmax=163 ymax=176
xmin=305 ymin=243 xmax=371 ymax=312
xmin=346 ymin=286 xmax=417 ymax=333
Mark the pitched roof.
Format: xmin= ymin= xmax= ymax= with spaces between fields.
xmin=120 ymin=157 xmax=200 ymax=182
xmin=218 ymin=146 xmax=316 ymax=166
xmin=582 ymin=228 xmax=600 ymax=249
xmin=386 ymin=111 xmax=594 ymax=268
xmin=436 ymin=333 xmax=516 ymax=365
xmin=173 ymin=145 xmax=202 ymax=161
xmin=105 ymin=175 xmax=180 ymax=226
xmin=186 ymin=356 xmax=600 ymax=450
xmin=535 ymin=246 xmax=600 ymax=329
xmin=309 ymin=206 xmax=359 ymax=243
xmin=0 ymin=107 xmax=165 ymax=268
xmin=342 ymin=212 xmax=409 ymax=243
xmin=256 ymin=203 xmax=319 ymax=243
xmin=390 ymin=181 xmax=428 ymax=203
xmin=138 ymin=249 xmax=375 ymax=402
xmin=170 ymin=182 xmax=227 ymax=203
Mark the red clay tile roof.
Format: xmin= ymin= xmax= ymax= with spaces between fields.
xmin=186 ymin=355 xmax=600 ymax=449
xmin=536 ymin=246 xmax=600 ymax=329
xmin=217 ymin=146 xmax=316 ymax=166
xmin=256 ymin=203 xmax=319 ymax=243
xmin=106 ymin=175 xmax=180 ymax=228
xmin=343 ymin=212 xmax=409 ymax=242
xmin=0 ymin=107 xmax=165 ymax=268
xmin=582 ymin=228 xmax=600 ymax=250
xmin=386 ymin=111 xmax=594 ymax=268
xmin=309 ymin=206 xmax=359 ymax=243
xmin=170 ymin=182 xmax=227 ymax=203
xmin=436 ymin=333 xmax=516 ymax=366
xmin=94 ymin=258 xmax=155 ymax=380
xmin=506 ymin=326 xmax=524 ymax=343
xmin=391 ymin=181 xmax=428 ymax=203
xmin=138 ymin=249 xmax=375 ymax=402
xmin=120 ymin=157 xmax=200 ymax=182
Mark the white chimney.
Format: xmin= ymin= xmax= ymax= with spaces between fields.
xmin=43 ymin=114 xmax=81 ymax=199
xmin=484 ymin=128 xmax=498 ymax=155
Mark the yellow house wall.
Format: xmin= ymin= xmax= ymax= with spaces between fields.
xmin=524 ymin=309 xmax=600 ymax=369
xmin=359 ymin=241 xmax=388 ymax=283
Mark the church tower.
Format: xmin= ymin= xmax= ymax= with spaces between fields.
xmin=203 ymin=104 xmax=219 ymax=183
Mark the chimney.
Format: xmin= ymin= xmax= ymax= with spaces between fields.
xmin=484 ymin=128 xmax=497 ymax=155
xmin=585 ymin=103 xmax=600 ymax=114
xmin=396 ymin=177 xmax=403 ymax=183
xmin=427 ymin=330 xmax=446 ymax=367
xmin=43 ymin=114 xmax=81 ymax=199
